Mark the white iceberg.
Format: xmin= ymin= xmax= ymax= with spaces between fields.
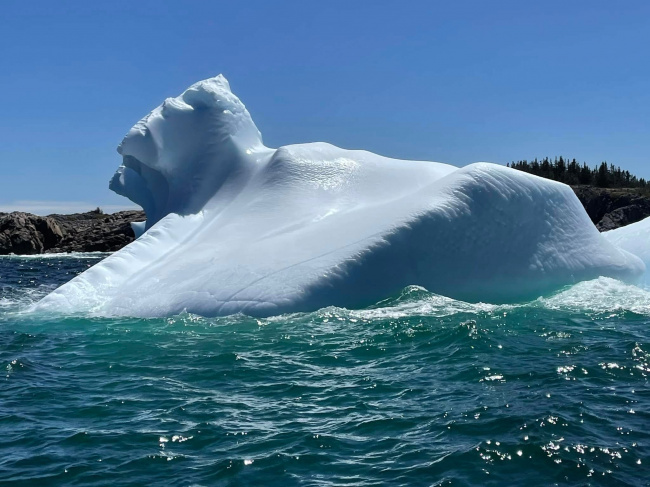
xmin=36 ymin=75 xmax=645 ymax=317
xmin=604 ymin=216 xmax=650 ymax=285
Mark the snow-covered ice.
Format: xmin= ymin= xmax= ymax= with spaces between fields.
xmin=36 ymin=75 xmax=645 ymax=317
xmin=604 ymin=216 xmax=650 ymax=285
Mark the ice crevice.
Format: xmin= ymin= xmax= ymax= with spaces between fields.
xmin=35 ymin=74 xmax=649 ymax=317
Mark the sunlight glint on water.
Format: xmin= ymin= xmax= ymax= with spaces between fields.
xmin=1 ymin=254 xmax=649 ymax=486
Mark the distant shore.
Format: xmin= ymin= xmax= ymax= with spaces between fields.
xmin=0 ymin=209 xmax=145 ymax=255
xmin=2 ymin=185 xmax=650 ymax=255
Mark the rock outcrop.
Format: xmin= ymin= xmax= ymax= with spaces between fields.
xmin=0 ymin=212 xmax=64 ymax=254
xmin=571 ymin=186 xmax=650 ymax=231
xmin=0 ymin=209 xmax=144 ymax=255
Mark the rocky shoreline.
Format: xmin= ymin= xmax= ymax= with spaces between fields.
xmin=571 ymin=186 xmax=650 ymax=231
xmin=1 ymin=185 xmax=650 ymax=255
xmin=0 ymin=209 xmax=145 ymax=255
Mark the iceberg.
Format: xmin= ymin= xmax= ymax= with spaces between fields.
xmin=604 ymin=216 xmax=650 ymax=285
xmin=36 ymin=75 xmax=645 ymax=317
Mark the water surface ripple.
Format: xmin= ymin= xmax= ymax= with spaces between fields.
xmin=1 ymin=255 xmax=649 ymax=486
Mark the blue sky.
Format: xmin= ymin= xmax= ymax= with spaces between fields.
xmin=0 ymin=0 xmax=648 ymax=214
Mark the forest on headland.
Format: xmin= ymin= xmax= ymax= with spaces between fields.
xmin=507 ymin=157 xmax=647 ymax=189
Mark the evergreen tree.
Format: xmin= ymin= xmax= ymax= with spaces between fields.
xmin=507 ymin=156 xmax=645 ymax=188
xmin=596 ymin=162 xmax=609 ymax=187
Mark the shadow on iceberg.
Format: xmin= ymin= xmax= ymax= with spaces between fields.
xmin=35 ymin=75 xmax=645 ymax=317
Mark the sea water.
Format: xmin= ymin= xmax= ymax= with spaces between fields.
xmin=1 ymin=255 xmax=648 ymax=486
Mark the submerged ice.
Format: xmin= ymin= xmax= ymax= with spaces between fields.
xmin=37 ymin=75 xmax=646 ymax=317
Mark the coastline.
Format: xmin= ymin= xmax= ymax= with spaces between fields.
xmin=0 ymin=209 xmax=145 ymax=255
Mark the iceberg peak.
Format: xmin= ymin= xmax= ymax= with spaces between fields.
xmin=111 ymin=74 xmax=267 ymax=230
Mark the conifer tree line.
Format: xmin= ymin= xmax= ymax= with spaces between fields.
xmin=507 ymin=157 xmax=647 ymax=188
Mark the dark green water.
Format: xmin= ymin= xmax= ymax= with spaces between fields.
xmin=1 ymin=255 xmax=649 ymax=486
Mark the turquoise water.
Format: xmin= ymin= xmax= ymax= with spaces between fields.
xmin=1 ymin=255 xmax=649 ymax=486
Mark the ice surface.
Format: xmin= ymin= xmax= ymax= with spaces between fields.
xmin=604 ymin=216 xmax=650 ymax=285
xmin=36 ymin=75 xmax=645 ymax=317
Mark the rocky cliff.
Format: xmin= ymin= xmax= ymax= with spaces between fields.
xmin=571 ymin=186 xmax=650 ymax=231
xmin=0 ymin=209 xmax=145 ymax=255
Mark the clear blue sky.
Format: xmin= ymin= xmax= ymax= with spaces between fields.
xmin=1 ymin=0 xmax=648 ymax=214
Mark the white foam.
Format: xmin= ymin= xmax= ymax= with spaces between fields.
xmin=538 ymin=277 xmax=650 ymax=315
xmin=0 ymin=252 xmax=110 ymax=260
xmin=1 ymin=285 xmax=58 ymax=313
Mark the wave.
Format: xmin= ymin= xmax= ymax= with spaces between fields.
xmin=6 ymin=276 xmax=650 ymax=323
xmin=179 ymin=278 xmax=650 ymax=323
xmin=0 ymin=252 xmax=111 ymax=260
xmin=296 ymin=277 xmax=650 ymax=322
xmin=536 ymin=276 xmax=650 ymax=315
xmin=0 ymin=284 xmax=58 ymax=312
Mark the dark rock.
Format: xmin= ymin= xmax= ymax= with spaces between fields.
xmin=596 ymin=205 xmax=647 ymax=232
xmin=0 ymin=209 xmax=145 ymax=255
xmin=46 ymin=210 xmax=145 ymax=253
xmin=571 ymin=186 xmax=650 ymax=231
xmin=0 ymin=212 xmax=64 ymax=255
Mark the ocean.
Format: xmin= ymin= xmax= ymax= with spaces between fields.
xmin=1 ymin=254 xmax=648 ymax=486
